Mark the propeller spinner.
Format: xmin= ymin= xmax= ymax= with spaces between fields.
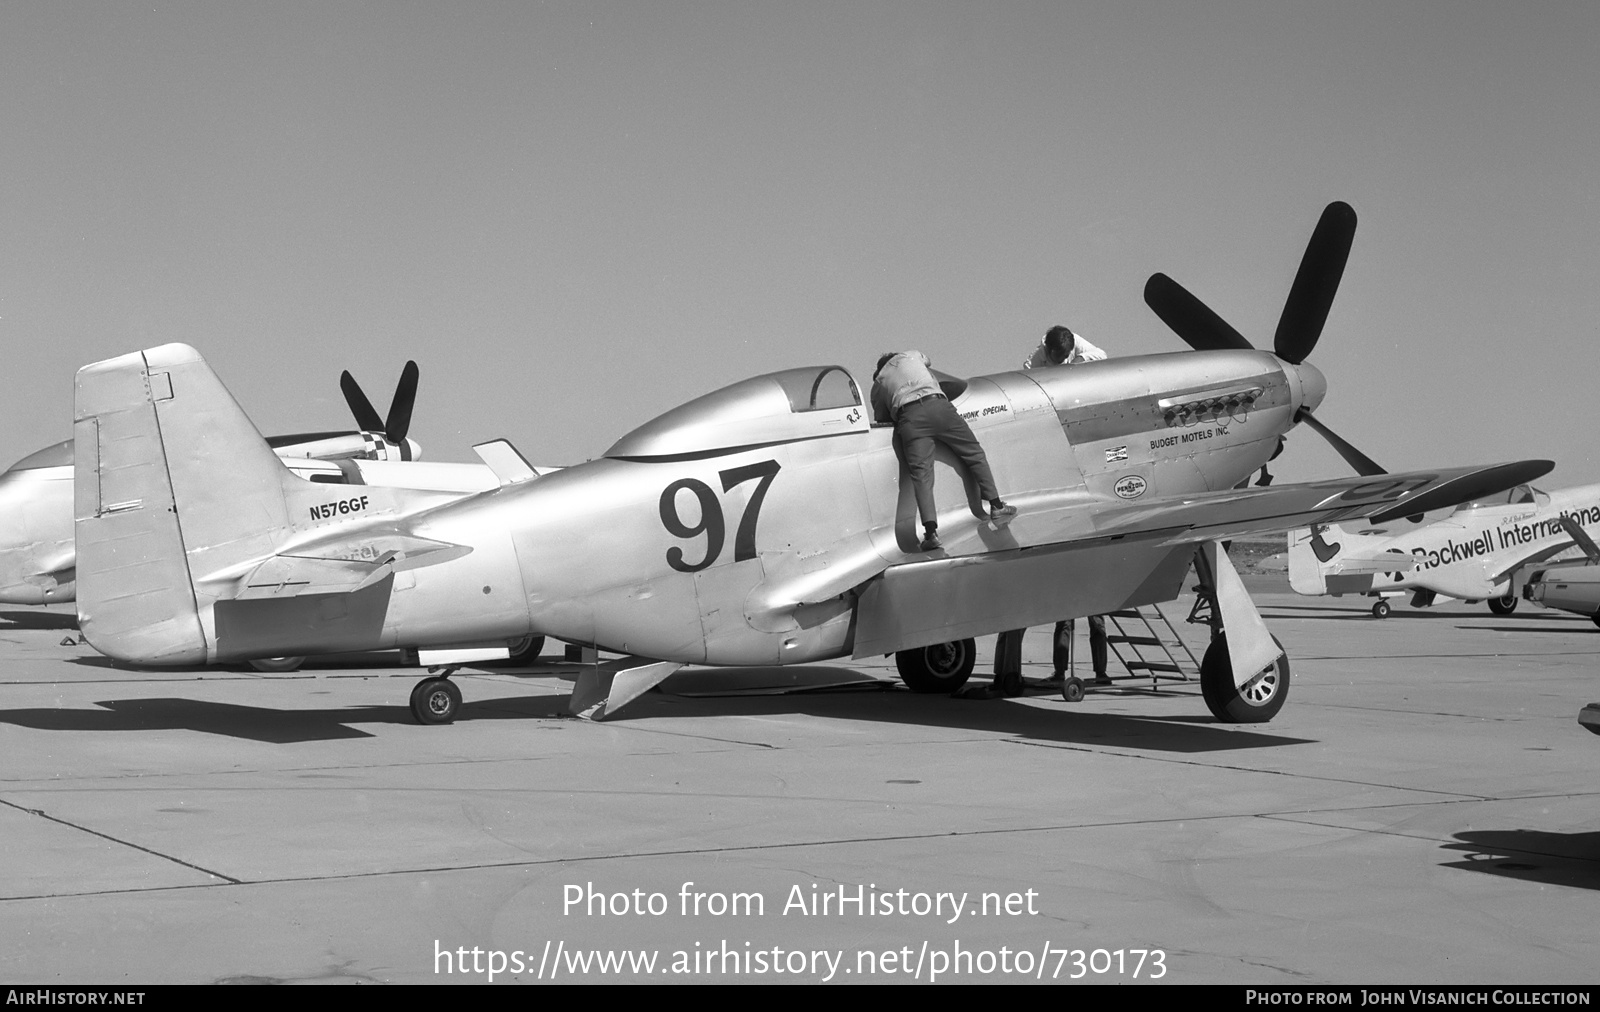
xmin=1143 ymin=202 xmax=1382 ymax=477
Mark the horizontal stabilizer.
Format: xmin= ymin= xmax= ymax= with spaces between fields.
xmin=1328 ymin=550 xmax=1416 ymax=576
xmin=203 ymin=532 xmax=473 ymax=599
xmin=472 ymin=439 xmax=539 ymax=485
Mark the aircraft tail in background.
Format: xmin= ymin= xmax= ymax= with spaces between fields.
xmin=1288 ymin=523 xmax=1416 ymax=597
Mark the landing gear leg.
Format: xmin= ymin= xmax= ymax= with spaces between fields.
xmin=1191 ymin=541 xmax=1290 ymax=724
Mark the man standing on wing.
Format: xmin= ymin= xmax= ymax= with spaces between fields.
xmin=871 ymin=350 xmax=1016 ymax=552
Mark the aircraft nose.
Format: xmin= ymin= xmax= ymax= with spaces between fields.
xmin=1293 ymin=360 xmax=1327 ymax=414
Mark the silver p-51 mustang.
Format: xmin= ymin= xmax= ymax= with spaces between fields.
xmin=68 ymin=204 xmax=1552 ymax=725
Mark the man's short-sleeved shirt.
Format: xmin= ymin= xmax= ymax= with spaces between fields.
xmin=871 ymin=351 xmax=942 ymax=422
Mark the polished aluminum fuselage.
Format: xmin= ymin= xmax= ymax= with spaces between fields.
xmin=365 ymin=350 xmax=1315 ymax=666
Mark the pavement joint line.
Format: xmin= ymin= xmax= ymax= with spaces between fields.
xmin=0 ymin=807 xmax=1376 ymax=904
xmin=0 ymin=797 xmax=240 ymax=885
xmin=1002 ymin=738 xmax=1490 ymax=799
xmin=23 ymin=790 xmax=1594 ymax=907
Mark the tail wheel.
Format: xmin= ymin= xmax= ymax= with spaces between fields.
xmin=1199 ymin=634 xmax=1290 ymax=723
xmin=895 ymin=639 xmax=976 ymax=693
xmin=410 ymin=677 xmax=462 ymax=725
xmin=1488 ymin=595 xmax=1517 ymax=616
xmin=249 ymin=656 xmax=305 ymax=673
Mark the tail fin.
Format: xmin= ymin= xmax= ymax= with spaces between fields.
xmin=1287 ymin=524 xmax=1337 ymax=595
xmin=75 ymin=344 xmax=455 ymax=665
xmin=75 ymin=345 xmax=296 ymax=663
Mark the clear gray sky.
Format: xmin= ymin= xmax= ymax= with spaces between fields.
xmin=4 ymin=2 xmax=1597 ymax=485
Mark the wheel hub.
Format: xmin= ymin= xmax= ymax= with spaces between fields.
xmin=1240 ymin=668 xmax=1279 ymax=704
xmin=928 ymin=643 xmax=964 ymax=676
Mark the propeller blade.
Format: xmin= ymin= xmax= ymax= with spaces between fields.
xmin=340 ymin=370 xmax=385 ymax=432
xmin=1296 ymin=408 xmax=1386 ymax=476
xmin=1143 ymin=274 xmax=1255 ymax=353
xmin=384 ymin=361 xmax=420 ymax=444
xmin=1273 ymin=201 xmax=1356 ymax=364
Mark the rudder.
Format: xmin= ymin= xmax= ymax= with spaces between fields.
xmin=75 ymin=344 xmax=294 ymax=664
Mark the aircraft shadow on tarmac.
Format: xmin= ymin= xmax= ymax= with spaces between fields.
xmin=0 ymin=609 xmax=78 ymax=630
xmin=614 ymin=665 xmax=1318 ymax=754
xmin=1440 ymin=829 xmax=1600 ymax=892
xmin=0 ymin=667 xmax=1314 ymax=751
xmin=0 ymin=694 xmax=572 ymax=744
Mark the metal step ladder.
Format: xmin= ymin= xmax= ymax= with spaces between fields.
xmin=1101 ymin=604 xmax=1199 ymax=688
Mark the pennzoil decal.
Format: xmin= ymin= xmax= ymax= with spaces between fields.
xmin=1105 ymin=445 xmax=1129 ymax=462
xmin=1114 ymin=476 xmax=1148 ymax=500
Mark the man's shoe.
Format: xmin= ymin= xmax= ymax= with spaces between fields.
xmin=989 ymin=504 xmax=1018 ymax=524
xmin=919 ymin=532 xmax=943 ymax=552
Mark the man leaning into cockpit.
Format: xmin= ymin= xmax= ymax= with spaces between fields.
xmin=871 ymin=350 xmax=1016 ymax=552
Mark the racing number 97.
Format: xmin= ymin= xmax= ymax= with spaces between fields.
xmin=659 ymin=460 xmax=782 ymax=573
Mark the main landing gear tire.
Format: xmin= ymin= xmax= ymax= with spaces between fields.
xmin=1199 ymin=634 xmax=1290 ymax=724
xmin=508 ymin=634 xmax=546 ymax=666
xmin=895 ymin=639 xmax=976 ymax=694
xmin=1488 ymin=595 xmax=1518 ymax=616
xmin=410 ymin=677 xmax=462 ymax=725
xmin=249 ymin=656 xmax=305 ymax=672
xmin=1371 ymin=600 xmax=1391 ymax=619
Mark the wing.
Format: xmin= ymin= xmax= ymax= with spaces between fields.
xmin=852 ymin=461 xmax=1552 ymax=657
xmin=1056 ymin=461 xmax=1553 ymax=548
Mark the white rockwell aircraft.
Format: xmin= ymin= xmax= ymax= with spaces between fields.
xmin=1287 ymin=482 xmax=1600 ymax=618
xmin=0 ymin=363 xmax=519 ymax=628
xmin=66 ymin=203 xmax=1552 ymax=726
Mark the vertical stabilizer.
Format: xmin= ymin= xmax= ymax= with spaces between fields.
xmin=75 ymin=344 xmax=293 ymax=664
xmin=1287 ymin=526 xmax=1331 ymax=595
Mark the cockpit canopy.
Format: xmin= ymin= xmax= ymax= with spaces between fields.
xmin=605 ymin=366 xmax=870 ymax=460
xmin=1451 ymin=484 xmax=1540 ymax=513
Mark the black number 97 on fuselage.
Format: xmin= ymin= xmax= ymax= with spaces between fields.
xmin=659 ymin=460 xmax=782 ymax=573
